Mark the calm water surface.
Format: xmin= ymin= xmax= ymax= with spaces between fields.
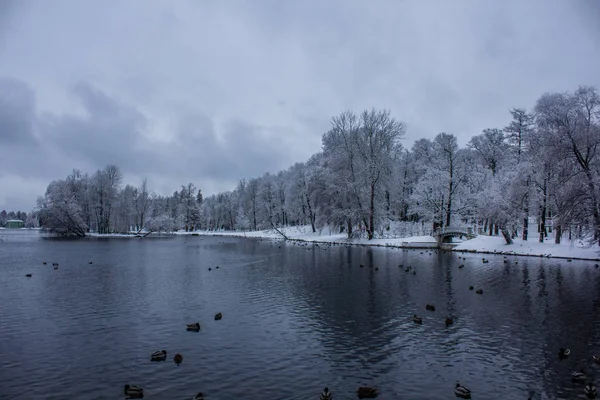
xmin=0 ymin=230 xmax=599 ymax=399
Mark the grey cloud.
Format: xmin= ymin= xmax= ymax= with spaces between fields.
xmin=0 ymin=77 xmax=36 ymax=145
xmin=0 ymin=80 xmax=292 ymax=210
xmin=42 ymin=82 xmax=146 ymax=170
xmin=143 ymin=111 xmax=290 ymax=183
xmin=1 ymin=0 xmax=600 ymax=211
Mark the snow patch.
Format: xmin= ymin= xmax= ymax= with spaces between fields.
xmin=453 ymin=235 xmax=600 ymax=260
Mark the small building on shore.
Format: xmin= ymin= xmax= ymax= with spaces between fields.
xmin=4 ymin=219 xmax=24 ymax=229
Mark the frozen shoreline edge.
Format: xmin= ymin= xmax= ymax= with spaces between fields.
xmin=82 ymin=230 xmax=600 ymax=262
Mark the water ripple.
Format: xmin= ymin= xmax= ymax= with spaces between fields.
xmin=0 ymin=232 xmax=598 ymax=399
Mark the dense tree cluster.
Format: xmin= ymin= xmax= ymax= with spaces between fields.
xmin=36 ymin=166 xmax=202 ymax=237
xmin=36 ymin=86 xmax=600 ymax=244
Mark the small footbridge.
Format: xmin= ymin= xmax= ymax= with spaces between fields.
xmin=433 ymin=227 xmax=477 ymax=247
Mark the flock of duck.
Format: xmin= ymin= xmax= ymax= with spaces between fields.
xmin=124 ymin=312 xmax=224 ymax=399
xmin=317 ymin=382 xmax=472 ymax=399
xmin=34 ymin=246 xmax=600 ymax=399
xmin=557 ymin=348 xmax=599 ymax=399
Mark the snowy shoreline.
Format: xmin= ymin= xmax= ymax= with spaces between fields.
xmin=84 ymin=225 xmax=600 ymax=262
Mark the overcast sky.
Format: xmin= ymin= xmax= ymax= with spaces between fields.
xmin=1 ymin=0 xmax=599 ymax=211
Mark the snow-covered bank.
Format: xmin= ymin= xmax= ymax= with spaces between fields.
xmin=183 ymin=225 xmax=438 ymax=248
xmin=189 ymin=226 xmax=600 ymax=260
xmin=83 ymin=225 xmax=600 ymax=261
xmin=87 ymin=232 xmax=145 ymax=238
xmin=453 ymin=235 xmax=600 ymax=261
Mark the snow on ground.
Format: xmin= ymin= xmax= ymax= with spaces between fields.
xmin=189 ymin=225 xmax=599 ymax=260
xmin=187 ymin=225 xmax=437 ymax=248
xmin=453 ymin=234 xmax=600 ymax=261
xmin=83 ymin=225 xmax=600 ymax=261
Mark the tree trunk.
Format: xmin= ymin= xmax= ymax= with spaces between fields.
xmin=539 ymin=208 xmax=546 ymax=243
xmin=494 ymin=224 xmax=499 ymax=236
xmin=368 ymin=183 xmax=375 ymax=240
xmin=346 ymin=219 xmax=352 ymax=240
xmin=488 ymin=222 xmax=493 ymax=236
xmin=446 ymin=175 xmax=453 ymax=227
xmin=501 ymin=227 xmax=513 ymax=244
xmin=555 ymin=224 xmax=562 ymax=244
xmin=539 ymin=177 xmax=548 ymax=243
xmin=522 ymin=176 xmax=529 ymax=240
xmin=305 ymin=194 xmax=316 ymax=233
xmin=252 ymin=198 xmax=257 ymax=231
xmin=583 ymin=169 xmax=600 ymax=245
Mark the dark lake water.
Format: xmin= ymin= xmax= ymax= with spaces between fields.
xmin=1 ymin=229 xmax=599 ymax=399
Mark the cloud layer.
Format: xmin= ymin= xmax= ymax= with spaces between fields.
xmin=1 ymin=0 xmax=599 ymax=210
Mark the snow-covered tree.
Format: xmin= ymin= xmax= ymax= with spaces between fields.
xmin=414 ymin=133 xmax=471 ymax=228
xmin=90 ymin=165 xmax=122 ymax=233
xmin=468 ymin=128 xmax=508 ymax=176
xmin=133 ymin=178 xmax=152 ymax=232
xmin=322 ymin=109 xmax=405 ymax=239
xmin=534 ymin=86 xmax=600 ymax=243
xmin=504 ymin=108 xmax=534 ymax=162
xmin=24 ymin=212 xmax=39 ymax=228
xmin=37 ymin=180 xmax=87 ymax=237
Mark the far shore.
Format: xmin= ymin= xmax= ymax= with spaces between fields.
xmin=77 ymin=225 xmax=600 ymax=262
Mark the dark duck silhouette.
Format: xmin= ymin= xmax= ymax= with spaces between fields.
xmin=320 ymin=387 xmax=333 ymax=400
xmin=186 ymin=322 xmax=200 ymax=332
xmin=124 ymin=385 xmax=143 ymax=398
xmin=356 ymin=387 xmax=378 ymax=398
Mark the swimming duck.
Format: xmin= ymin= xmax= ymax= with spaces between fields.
xmin=454 ymin=382 xmax=471 ymax=399
xmin=592 ymin=355 xmax=600 ymax=363
xmin=320 ymin=387 xmax=333 ymax=400
xmin=446 ymin=316 xmax=454 ymax=326
xmin=174 ymin=353 xmax=183 ymax=365
xmin=356 ymin=386 xmax=378 ymax=398
xmin=475 ymin=289 xmax=483 ymax=294
xmin=25 ymin=274 xmax=32 ymax=277
xmin=42 ymin=262 xmax=47 ymax=265
xmin=124 ymin=384 xmax=144 ymax=398
xmin=151 ymin=350 xmax=167 ymax=361
xmin=52 ymin=262 xmax=59 ymax=266
xmin=585 ymin=382 xmax=598 ymax=399
xmin=214 ymin=312 xmax=223 ymax=321
xmin=413 ymin=315 xmax=423 ymax=324
xmin=186 ymin=322 xmax=200 ymax=331
xmin=458 ymin=264 xmax=464 ymax=269
xmin=426 ymin=304 xmax=435 ymax=311
xmin=192 ymin=392 xmax=205 ymax=400
xmin=208 ymin=267 xmax=212 ymax=271
xmin=572 ymin=369 xmax=587 ymax=382
xmin=468 ymin=286 xmax=474 ymax=290
xmin=558 ymin=348 xmax=570 ymax=358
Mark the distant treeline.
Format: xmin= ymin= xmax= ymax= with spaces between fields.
xmin=36 ymin=85 xmax=600 ymax=245
xmin=0 ymin=210 xmax=38 ymax=228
